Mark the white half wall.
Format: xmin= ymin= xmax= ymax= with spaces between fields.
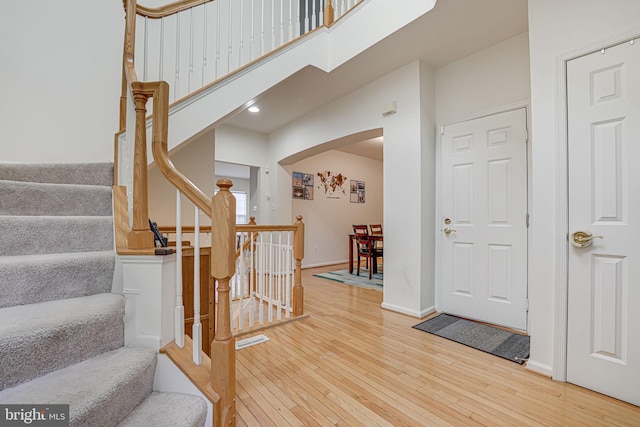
xmin=0 ymin=1 xmax=123 ymax=163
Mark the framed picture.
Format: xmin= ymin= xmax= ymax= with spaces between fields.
xmin=350 ymin=180 xmax=366 ymax=203
xmin=293 ymin=171 xmax=314 ymax=201
xmin=292 ymin=171 xmax=303 ymax=188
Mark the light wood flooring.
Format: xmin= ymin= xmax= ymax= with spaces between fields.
xmin=235 ymin=263 xmax=640 ymax=426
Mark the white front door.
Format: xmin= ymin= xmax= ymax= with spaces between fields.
xmin=440 ymin=109 xmax=528 ymax=330
xmin=567 ymin=39 xmax=640 ymax=406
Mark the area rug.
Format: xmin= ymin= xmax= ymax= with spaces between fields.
xmin=413 ymin=313 xmax=530 ymax=364
xmin=313 ymin=268 xmax=383 ymax=291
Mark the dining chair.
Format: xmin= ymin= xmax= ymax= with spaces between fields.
xmin=369 ymin=224 xmax=383 ymax=235
xmin=352 ymin=225 xmax=383 ymax=279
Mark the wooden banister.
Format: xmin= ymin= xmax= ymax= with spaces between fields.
xmin=324 ymin=0 xmax=335 ymax=26
xmin=293 ymin=215 xmax=305 ymax=316
xmin=136 ymin=0 xmax=214 ymax=19
xmin=210 ymin=178 xmax=236 ymax=427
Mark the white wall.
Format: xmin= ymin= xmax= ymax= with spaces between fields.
xmin=289 ymin=150 xmax=383 ymax=267
xmin=527 ymin=0 xmax=640 ymax=377
xmin=0 ymin=1 xmax=123 ymax=163
xmin=267 ymin=60 xmax=436 ymax=317
xmin=435 ymin=32 xmax=531 ymax=125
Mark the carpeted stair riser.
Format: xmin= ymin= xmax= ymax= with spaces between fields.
xmin=118 ymin=392 xmax=207 ymax=427
xmin=0 ymin=251 xmax=115 ymax=308
xmin=0 ymin=180 xmax=113 ymax=216
xmin=0 ymin=162 xmax=114 ymax=187
xmin=0 ymin=216 xmax=113 ymax=256
xmin=0 ymin=347 xmax=156 ymax=426
xmin=0 ymin=294 xmax=125 ymax=390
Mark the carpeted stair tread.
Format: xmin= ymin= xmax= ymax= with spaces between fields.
xmin=118 ymin=391 xmax=207 ymax=427
xmin=0 ymin=293 xmax=125 ymax=390
xmin=0 ymin=180 xmax=113 ymax=216
xmin=0 ymin=215 xmax=114 ymax=256
xmin=0 ymin=346 xmax=156 ymax=426
xmin=0 ymin=162 xmax=113 ymax=187
xmin=0 ymin=251 xmax=115 ymax=308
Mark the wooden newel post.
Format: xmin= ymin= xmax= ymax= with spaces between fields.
xmin=293 ymin=215 xmax=304 ymax=316
xmin=210 ymin=178 xmax=236 ymax=426
xmin=324 ymin=0 xmax=335 ymax=26
xmin=127 ymin=84 xmax=154 ymax=249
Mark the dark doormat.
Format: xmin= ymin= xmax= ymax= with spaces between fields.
xmin=413 ymin=313 xmax=530 ymax=364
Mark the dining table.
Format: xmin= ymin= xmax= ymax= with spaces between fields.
xmin=348 ymin=234 xmax=383 ymax=274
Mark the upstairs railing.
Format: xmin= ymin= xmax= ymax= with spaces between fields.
xmin=115 ymin=0 xmax=363 ymax=424
xmin=129 ymin=0 xmax=361 ymax=106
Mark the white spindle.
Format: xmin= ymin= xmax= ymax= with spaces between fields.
xmin=202 ymin=2 xmax=208 ymax=87
xmin=159 ymin=18 xmax=165 ymax=81
xmin=228 ymin=0 xmax=233 ymax=74
xmin=174 ymin=13 xmax=181 ymax=100
xmin=258 ymin=235 xmax=265 ymax=324
xmin=287 ymin=0 xmax=293 ymax=42
xmin=250 ymin=1 xmax=255 ymax=60
xmin=271 ymin=0 xmax=276 ymax=51
xmin=216 ymin=0 xmax=221 ymax=79
xmin=239 ymin=0 xmax=244 ymax=66
xmin=192 ymin=208 xmax=202 ymax=365
xmin=260 ymin=0 xmax=265 ymax=56
xmin=188 ymin=8 xmax=194 ymax=93
xmin=280 ymin=0 xmax=284 ymax=47
xmin=249 ymin=231 xmax=255 ymax=327
xmin=311 ymin=0 xmax=317 ymax=31
xmin=286 ymin=231 xmax=292 ymax=317
xmin=268 ymin=234 xmax=274 ymax=323
xmin=277 ymin=232 xmax=282 ymax=320
xmin=175 ymin=191 xmax=185 ymax=347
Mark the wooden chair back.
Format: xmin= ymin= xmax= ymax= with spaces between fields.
xmin=370 ymin=224 xmax=382 ymax=235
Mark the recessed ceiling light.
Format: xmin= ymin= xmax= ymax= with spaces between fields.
xmin=248 ymin=106 xmax=260 ymax=113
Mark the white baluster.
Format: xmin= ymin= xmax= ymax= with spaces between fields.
xmin=260 ymin=0 xmax=265 ymax=56
xmin=174 ymin=12 xmax=181 ymax=101
xmin=215 ymin=0 xmax=221 ymax=79
xmin=202 ymin=2 xmax=208 ymax=87
xmin=249 ymin=231 xmax=255 ymax=327
xmin=159 ymin=18 xmax=165 ymax=81
xmin=228 ymin=0 xmax=233 ymax=74
xmin=258 ymin=234 xmax=265 ymax=324
xmin=188 ymin=8 xmax=194 ymax=93
xmin=192 ymin=208 xmax=202 ymax=365
xmin=175 ymin=191 xmax=185 ymax=347
xmin=239 ymin=0 xmax=244 ymax=66
xmin=280 ymin=0 xmax=284 ymax=47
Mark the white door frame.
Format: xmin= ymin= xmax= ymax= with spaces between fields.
xmin=553 ymin=29 xmax=640 ymax=382
xmin=435 ymin=101 xmax=532 ymax=330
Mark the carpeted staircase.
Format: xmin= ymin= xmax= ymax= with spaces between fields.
xmin=0 ymin=162 xmax=207 ymax=427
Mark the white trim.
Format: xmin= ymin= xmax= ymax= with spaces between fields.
xmin=526 ymin=359 xmax=553 ymax=378
xmin=381 ymin=302 xmax=436 ymax=319
xmin=553 ymin=29 xmax=640 ymax=382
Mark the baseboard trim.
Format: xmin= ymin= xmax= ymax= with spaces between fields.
xmin=380 ymin=302 xmax=436 ymax=318
xmin=525 ymin=359 xmax=553 ymax=378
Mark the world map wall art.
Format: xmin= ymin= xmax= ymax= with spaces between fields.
xmin=316 ymin=170 xmax=347 ymax=199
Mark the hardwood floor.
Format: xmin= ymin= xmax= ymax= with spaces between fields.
xmin=235 ymin=264 xmax=640 ymax=426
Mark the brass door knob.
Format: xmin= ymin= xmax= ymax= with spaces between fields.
xmin=443 ymin=227 xmax=457 ymax=235
xmin=571 ymin=230 xmax=603 ymax=248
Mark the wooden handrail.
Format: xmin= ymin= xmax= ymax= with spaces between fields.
xmin=136 ymin=0 xmax=214 ymax=19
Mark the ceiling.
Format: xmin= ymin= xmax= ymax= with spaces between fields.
xmin=224 ymin=0 xmax=528 ymax=161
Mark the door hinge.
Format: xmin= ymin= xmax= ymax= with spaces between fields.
xmin=525 ymin=129 xmax=529 ymax=143
xmin=440 ymin=126 xmax=445 ymax=136
xmin=525 ymin=299 xmax=529 ymax=312
xmin=526 ymin=213 xmax=530 ymax=227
